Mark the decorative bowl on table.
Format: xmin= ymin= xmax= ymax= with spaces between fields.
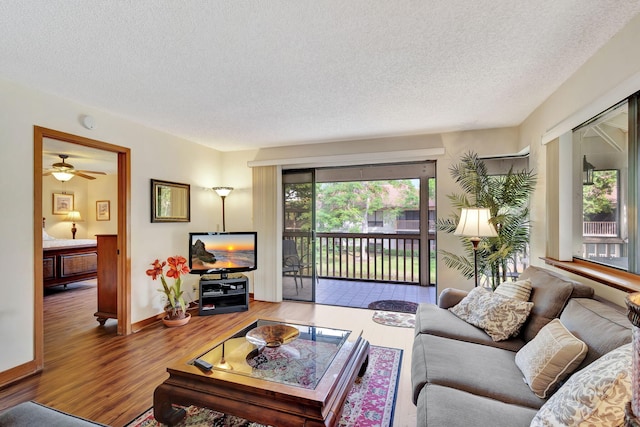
xmin=246 ymin=324 xmax=300 ymax=347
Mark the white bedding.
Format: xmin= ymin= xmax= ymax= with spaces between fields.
xmin=42 ymin=228 xmax=96 ymax=248
xmin=43 ymin=239 xmax=97 ymax=249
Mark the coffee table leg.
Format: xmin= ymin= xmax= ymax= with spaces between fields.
xmin=154 ymin=383 xmax=187 ymax=426
xmin=358 ymin=354 xmax=369 ymax=378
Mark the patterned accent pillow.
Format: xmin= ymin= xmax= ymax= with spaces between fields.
xmin=515 ymin=319 xmax=587 ymax=398
xmin=449 ymin=287 xmax=534 ymax=341
xmin=494 ymin=279 xmax=532 ymax=301
xmin=530 ymin=343 xmax=632 ymax=427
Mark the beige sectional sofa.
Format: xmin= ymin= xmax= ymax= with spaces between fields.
xmin=411 ymin=266 xmax=633 ymax=427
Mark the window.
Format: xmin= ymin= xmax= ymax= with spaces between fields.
xmin=572 ymin=99 xmax=632 ymax=271
xmin=367 ymin=210 xmax=384 ymax=227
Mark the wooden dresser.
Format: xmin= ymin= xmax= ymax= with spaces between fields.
xmin=94 ymin=234 xmax=118 ymax=325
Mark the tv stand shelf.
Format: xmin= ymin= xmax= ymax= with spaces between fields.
xmin=198 ymin=274 xmax=249 ymax=315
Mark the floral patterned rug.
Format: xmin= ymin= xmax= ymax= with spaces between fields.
xmin=126 ymin=345 xmax=402 ymax=427
xmin=372 ymin=310 xmax=416 ymax=328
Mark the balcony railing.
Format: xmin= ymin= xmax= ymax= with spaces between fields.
xmin=284 ymin=232 xmax=434 ymax=284
xmin=583 ymin=221 xmax=617 ymax=237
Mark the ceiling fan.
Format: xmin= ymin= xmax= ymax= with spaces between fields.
xmin=43 ymin=154 xmax=107 ymax=182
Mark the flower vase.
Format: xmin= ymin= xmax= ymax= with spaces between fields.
xmin=162 ymin=312 xmax=191 ymax=328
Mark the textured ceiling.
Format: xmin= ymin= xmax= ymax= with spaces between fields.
xmin=3 ymin=1 xmax=640 ymax=152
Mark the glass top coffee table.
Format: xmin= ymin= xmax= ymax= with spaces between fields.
xmin=153 ymin=318 xmax=370 ymax=427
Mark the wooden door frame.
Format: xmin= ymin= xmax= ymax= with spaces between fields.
xmin=33 ymin=126 xmax=131 ymax=370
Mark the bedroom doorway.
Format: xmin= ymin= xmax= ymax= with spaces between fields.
xmin=34 ymin=126 xmax=131 ymax=371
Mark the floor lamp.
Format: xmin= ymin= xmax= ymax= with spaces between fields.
xmin=213 ymin=187 xmax=233 ymax=231
xmin=454 ymin=208 xmax=498 ymax=287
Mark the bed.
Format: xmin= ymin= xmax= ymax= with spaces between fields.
xmin=43 ymin=219 xmax=98 ymax=289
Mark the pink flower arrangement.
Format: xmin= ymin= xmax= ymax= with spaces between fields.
xmin=146 ymin=255 xmax=190 ymax=319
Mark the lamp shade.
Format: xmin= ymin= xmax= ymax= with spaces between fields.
xmin=213 ymin=187 xmax=233 ymax=197
xmin=455 ymin=208 xmax=497 ymax=239
xmin=64 ymin=211 xmax=83 ymax=222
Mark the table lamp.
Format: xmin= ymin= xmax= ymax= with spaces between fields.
xmin=64 ymin=211 xmax=83 ymax=239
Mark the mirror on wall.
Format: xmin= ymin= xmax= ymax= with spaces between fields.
xmin=151 ymin=179 xmax=191 ymax=222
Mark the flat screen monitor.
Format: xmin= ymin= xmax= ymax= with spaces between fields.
xmin=189 ymin=232 xmax=257 ymax=275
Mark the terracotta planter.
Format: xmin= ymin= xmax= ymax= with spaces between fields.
xmin=162 ymin=312 xmax=191 ymax=328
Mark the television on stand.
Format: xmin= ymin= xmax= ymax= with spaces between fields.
xmin=189 ymin=231 xmax=257 ymax=279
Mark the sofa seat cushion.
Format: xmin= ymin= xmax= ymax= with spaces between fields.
xmin=449 ymin=287 xmax=534 ymax=341
xmin=414 ymin=303 xmax=525 ymax=351
xmin=518 ymin=266 xmax=586 ymax=342
xmin=0 ymin=401 xmax=107 ymax=426
xmin=411 ymin=334 xmax=545 ymax=409
xmin=417 ymin=384 xmax=538 ymax=427
xmin=515 ymin=319 xmax=588 ymax=398
xmin=531 ymin=343 xmax=632 ymax=427
xmin=559 ymin=298 xmax=632 ymax=370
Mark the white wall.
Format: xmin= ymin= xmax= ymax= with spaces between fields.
xmin=0 ymin=78 xmax=226 ymax=373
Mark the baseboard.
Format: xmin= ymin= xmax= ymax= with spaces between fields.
xmin=0 ymin=359 xmax=40 ymax=389
xmin=131 ymin=312 xmax=165 ymax=333
xmin=131 ymin=297 xmax=255 ymax=333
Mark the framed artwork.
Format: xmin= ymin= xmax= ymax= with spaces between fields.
xmin=52 ymin=193 xmax=74 ymax=215
xmin=151 ymin=179 xmax=190 ymax=223
xmin=96 ymin=200 xmax=110 ymax=221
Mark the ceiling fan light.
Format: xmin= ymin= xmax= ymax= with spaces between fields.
xmin=52 ymin=171 xmax=75 ymax=182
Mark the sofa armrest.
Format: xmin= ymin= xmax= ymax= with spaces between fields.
xmin=437 ymin=288 xmax=469 ymax=309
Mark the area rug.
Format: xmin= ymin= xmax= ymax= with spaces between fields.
xmin=367 ymin=299 xmax=419 ymax=314
xmin=372 ymin=310 xmax=416 ymax=328
xmin=126 ymin=345 xmax=402 ymax=427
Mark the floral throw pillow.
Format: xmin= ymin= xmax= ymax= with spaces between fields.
xmin=530 ymin=343 xmax=632 ymax=427
xmin=449 ymin=287 xmax=534 ymax=341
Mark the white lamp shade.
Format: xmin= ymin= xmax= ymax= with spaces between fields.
xmin=213 ymin=187 xmax=233 ymax=197
xmin=64 ymin=211 xmax=83 ymax=222
xmin=454 ymin=208 xmax=498 ymax=238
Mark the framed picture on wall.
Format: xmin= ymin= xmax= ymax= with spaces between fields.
xmin=96 ymin=200 xmax=110 ymax=221
xmin=52 ymin=193 xmax=74 ymax=215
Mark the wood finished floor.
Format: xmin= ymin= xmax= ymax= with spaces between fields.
xmin=0 ymin=282 xmax=417 ymax=426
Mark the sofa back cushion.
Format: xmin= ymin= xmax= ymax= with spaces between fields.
xmin=518 ymin=266 xmax=591 ymax=342
xmin=559 ymin=298 xmax=632 ymax=370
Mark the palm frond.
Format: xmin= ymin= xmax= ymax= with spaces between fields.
xmin=440 ymin=250 xmax=475 ymax=279
xmin=438 ymin=151 xmax=536 ymax=287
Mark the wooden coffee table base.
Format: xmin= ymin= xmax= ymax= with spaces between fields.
xmin=153 ymin=338 xmax=369 ymax=427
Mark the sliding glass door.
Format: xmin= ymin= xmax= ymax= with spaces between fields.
xmin=282 ymin=170 xmax=317 ymax=302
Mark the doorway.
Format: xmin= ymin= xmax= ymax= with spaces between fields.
xmin=34 ymin=126 xmax=131 ymax=371
xmin=282 ymin=161 xmax=436 ymax=303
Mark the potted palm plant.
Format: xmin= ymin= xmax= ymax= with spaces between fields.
xmin=437 ymin=151 xmax=537 ymax=288
xmin=146 ymin=255 xmax=191 ymax=327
